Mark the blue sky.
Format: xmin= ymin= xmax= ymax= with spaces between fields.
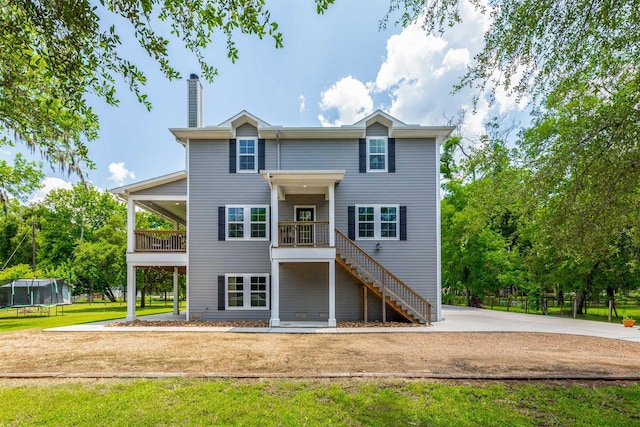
xmin=3 ymin=0 xmax=526 ymax=202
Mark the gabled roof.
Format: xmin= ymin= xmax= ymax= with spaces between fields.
xmin=350 ymin=110 xmax=407 ymax=128
xmin=110 ymin=171 xmax=187 ymax=197
xmin=217 ymin=110 xmax=270 ymax=128
xmin=170 ymin=110 xmax=456 ymax=142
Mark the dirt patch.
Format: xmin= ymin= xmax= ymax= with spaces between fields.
xmin=1 ymin=330 xmax=639 ymax=378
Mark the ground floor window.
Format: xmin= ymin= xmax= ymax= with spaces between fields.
xmin=225 ymin=274 xmax=269 ymax=309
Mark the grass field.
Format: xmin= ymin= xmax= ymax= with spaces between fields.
xmin=444 ymin=295 xmax=640 ymax=323
xmin=0 ymin=299 xmax=185 ymax=332
xmin=0 ymin=379 xmax=638 ymax=426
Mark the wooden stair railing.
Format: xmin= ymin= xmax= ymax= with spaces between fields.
xmin=335 ymin=229 xmax=432 ymax=324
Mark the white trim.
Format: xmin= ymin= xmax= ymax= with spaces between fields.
xmin=270 ymin=260 xmax=280 ymax=326
xmin=435 ymin=140 xmax=442 ymax=321
xmin=237 ymin=137 xmax=258 ymax=173
xmin=126 ymin=252 xmax=188 ymax=265
xmin=355 ymin=204 xmax=400 ymax=240
xmin=328 ymin=185 xmax=335 ymax=247
xmin=225 ymin=205 xmax=270 ymax=241
xmin=328 ymin=258 xmax=336 ymax=327
xmin=366 ymin=137 xmax=388 ymax=172
xmin=271 ymin=247 xmax=336 ymax=261
xmin=110 ymin=171 xmax=187 ymax=196
xmin=185 ymin=139 xmax=190 ymax=321
xmin=128 ymin=195 xmax=187 ymax=202
xmin=224 ymin=273 xmax=270 ymax=310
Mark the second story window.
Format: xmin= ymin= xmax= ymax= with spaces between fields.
xmin=225 ymin=205 xmax=269 ymax=240
xmin=238 ymin=138 xmax=257 ymax=172
xmin=356 ymin=205 xmax=399 ymax=240
xmin=367 ymin=137 xmax=387 ymax=172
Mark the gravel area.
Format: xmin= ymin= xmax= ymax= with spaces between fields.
xmin=107 ymin=319 xmax=422 ymax=328
xmin=1 ymin=329 xmax=639 ymax=379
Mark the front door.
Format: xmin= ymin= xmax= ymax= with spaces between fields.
xmin=295 ymin=207 xmax=315 ymax=244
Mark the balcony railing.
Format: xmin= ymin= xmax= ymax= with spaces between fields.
xmin=134 ymin=230 xmax=186 ymax=252
xmin=278 ymin=221 xmax=329 ymax=247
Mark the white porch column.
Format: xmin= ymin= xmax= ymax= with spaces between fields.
xmin=173 ymin=267 xmax=179 ymax=315
xmin=271 ymin=183 xmax=279 ymax=247
xmin=126 ymin=263 xmax=136 ymax=321
xmin=270 ymin=259 xmax=280 ymax=326
xmin=328 ymin=258 xmax=336 ymax=327
xmin=127 ymin=198 xmax=136 ymax=252
xmin=328 ymin=184 xmax=335 ymax=247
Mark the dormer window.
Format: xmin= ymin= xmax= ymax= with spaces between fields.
xmin=229 ymin=138 xmax=265 ymax=173
xmin=238 ymin=138 xmax=257 ymax=172
xmin=359 ymin=136 xmax=395 ymax=173
xmin=367 ymin=137 xmax=387 ymax=172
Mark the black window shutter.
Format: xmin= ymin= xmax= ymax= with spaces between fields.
xmin=359 ymin=138 xmax=366 ymax=173
xmin=218 ymin=276 xmax=226 ymax=310
xmin=258 ymin=138 xmax=265 ymax=171
xmin=388 ymin=138 xmax=396 ymax=173
xmin=229 ymin=139 xmax=237 ymax=173
xmin=218 ymin=206 xmax=226 ymax=241
xmin=348 ymin=206 xmax=356 ymax=240
xmin=400 ymin=205 xmax=407 ymax=241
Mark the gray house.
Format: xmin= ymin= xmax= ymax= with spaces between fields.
xmin=112 ymin=75 xmax=454 ymax=326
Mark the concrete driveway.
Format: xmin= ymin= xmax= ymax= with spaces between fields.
xmin=49 ymin=305 xmax=640 ymax=342
xmin=434 ymin=305 xmax=640 ymax=342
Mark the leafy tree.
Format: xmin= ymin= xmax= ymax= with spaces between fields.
xmin=0 ymin=154 xmax=43 ymax=215
xmin=0 ymin=263 xmax=45 ymax=282
xmin=137 ymin=268 xmax=172 ymax=308
xmin=1 ymin=0 xmax=334 ymax=178
xmin=34 ymin=183 xmax=124 ymax=267
xmin=0 ymin=210 xmax=33 ymax=269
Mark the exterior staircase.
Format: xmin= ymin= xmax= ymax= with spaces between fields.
xmin=335 ymin=229 xmax=432 ymax=324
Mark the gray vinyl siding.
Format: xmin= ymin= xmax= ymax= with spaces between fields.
xmin=366 ymin=123 xmax=389 ymax=137
xmin=279 ymin=263 xmax=328 ymax=321
xmin=187 ymin=125 xmax=439 ymax=319
xmin=188 ymin=138 xmax=271 ymax=320
xmin=278 ymin=194 xmax=328 ymax=222
xmin=278 ymin=136 xmax=439 ymax=306
xmin=236 ymin=123 xmax=258 ymax=137
xmin=130 ymin=178 xmax=187 ymax=196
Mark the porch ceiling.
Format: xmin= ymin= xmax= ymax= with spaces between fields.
xmin=136 ymin=200 xmax=187 ymax=226
xmin=261 ymin=170 xmax=345 ymax=200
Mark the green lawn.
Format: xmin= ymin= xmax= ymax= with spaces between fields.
xmin=483 ymin=302 xmax=640 ymax=323
xmin=0 ymin=379 xmax=638 ymax=426
xmin=0 ymin=299 xmax=185 ymax=332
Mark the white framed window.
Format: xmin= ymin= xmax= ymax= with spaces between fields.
xmin=225 ymin=274 xmax=269 ymax=310
xmin=226 ymin=205 xmax=269 ymax=240
xmin=237 ymin=138 xmax=257 ymax=172
xmin=367 ymin=137 xmax=387 ymax=172
xmin=356 ymin=205 xmax=399 ymax=240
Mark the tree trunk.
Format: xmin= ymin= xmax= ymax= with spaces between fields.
xmin=606 ymin=286 xmax=618 ymax=318
xmin=88 ymin=280 xmax=94 ymax=304
xmin=575 ymin=289 xmax=587 ymax=315
xmin=556 ymin=288 xmax=564 ymax=307
xmin=104 ymin=284 xmax=117 ymax=303
xmin=140 ymin=286 xmax=146 ymax=308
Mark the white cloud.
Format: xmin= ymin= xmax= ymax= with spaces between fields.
xmin=0 ymin=148 xmax=11 ymax=159
xmin=299 ymin=95 xmax=306 ymax=114
xmin=316 ymin=0 xmax=526 ymax=140
xmin=317 ymin=76 xmax=374 ymax=126
xmin=29 ymin=177 xmax=73 ymax=204
xmin=108 ymin=162 xmax=136 ymax=186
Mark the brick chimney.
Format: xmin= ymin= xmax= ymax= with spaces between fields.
xmin=187 ymin=74 xmax=203 ymax=128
